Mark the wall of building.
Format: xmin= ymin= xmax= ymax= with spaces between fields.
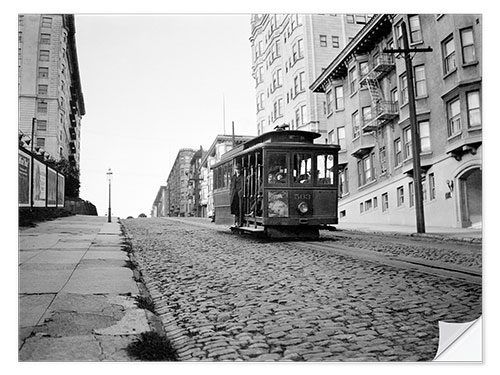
xmin=315 ymin=14 xmax=482 ymax=229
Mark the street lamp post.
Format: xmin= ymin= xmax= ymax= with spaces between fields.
xmin=106 ymin=168 xmax=113 ymax=223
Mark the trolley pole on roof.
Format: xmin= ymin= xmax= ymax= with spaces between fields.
xmin=384 ymin=21 xmax=432 ymax=234
xmin=232 ymin=121 xmax=235 ymax=148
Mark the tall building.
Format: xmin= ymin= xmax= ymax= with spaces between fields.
xmin=166 ymin=149 xmax=196 ymax=216
xmin=18 ymin=14 xmax=85 ymax=170
xmin=310 ymin=14 xmax=482 ymax=229
xmin=199 ymin=134 xmax=253 ymax=219
xmin=250 ymin=14 xmax=370 ymax=142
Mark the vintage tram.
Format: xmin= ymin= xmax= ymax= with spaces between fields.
xmin=212 ymin=130 xmax=340 ymax=238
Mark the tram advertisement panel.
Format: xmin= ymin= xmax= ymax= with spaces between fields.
xmin=47 ymin=167 xmax=57 ymax=207
xmin=268 ymin=191 xmax=289 ymax=217
xmin=18 ymin=150 xmax=31 ymax=206
xmin=33 ymin=159 xmax=46 ymax=207
xmin=57 ymin=173 xmax=65 ymax=206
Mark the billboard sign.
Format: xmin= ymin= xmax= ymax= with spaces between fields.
xmin=18 ymin=150 xmax=31 ymax=206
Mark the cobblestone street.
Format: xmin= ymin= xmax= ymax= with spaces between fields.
xmin=122 ymin=218 xmax=482 ymax=362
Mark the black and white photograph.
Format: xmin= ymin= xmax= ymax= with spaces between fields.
xmin=13 ymin=2 xmax=492 ymax=371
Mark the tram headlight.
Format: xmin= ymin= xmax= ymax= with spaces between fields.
xmin=298 ymin=201 xmax=309 ymax=214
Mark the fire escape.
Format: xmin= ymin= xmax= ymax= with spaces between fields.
xmin=359 ymin=53 xmax=398 ymax=133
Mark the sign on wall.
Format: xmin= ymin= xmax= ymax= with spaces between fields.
xmin=47 ymin=168 xmax=57 ymax=207
xmin=33 ymin=158 xmax=46 ymax=207
xmin=57 ymin=173 xmax=65 ymax=207
xmin=18 ymin=150 xmax=31 ymax=206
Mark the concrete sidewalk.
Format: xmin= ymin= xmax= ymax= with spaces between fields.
xmin=335 ymin=222 xmax=482 ymax=243
xmin=18 ymin=215 xmax=152 ymax=361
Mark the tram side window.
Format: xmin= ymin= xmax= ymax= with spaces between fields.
xmin=292 ymin=153 xmax=312 ymax=184
xmin=268 ymin=153 xmax=288 ymax=184
xmin=317 ymin=154 xmax=335 ymax=185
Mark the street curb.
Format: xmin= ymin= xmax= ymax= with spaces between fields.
xmin=119 ymin=220 xmax=180 ymax=360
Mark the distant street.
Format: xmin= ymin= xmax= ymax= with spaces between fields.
xmin=122 ymin=217 xmax=482 ymax=361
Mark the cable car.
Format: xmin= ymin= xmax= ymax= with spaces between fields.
xmin=212 ymin=130 xmax=340 ymax=238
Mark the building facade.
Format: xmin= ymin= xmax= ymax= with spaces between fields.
xmin=18 ymin=14 xmax=85 ymax=170
xmin=186 ymin=147 xmax=207 ymax=217
xmin=200 ymin=135 xmax=254 ymax=219
xmin=151 ymin=185 xmax=167 ymax=217
xmin=166 ymin=149 xmax=196 ymax=217
xmin=250 ymin=14 xmax=370 ymax=142
xmin=311 ymin=14 xmax=482 ymax=229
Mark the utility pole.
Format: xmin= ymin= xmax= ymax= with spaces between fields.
xmin=384 ymin=21 xmax=432 ymax=233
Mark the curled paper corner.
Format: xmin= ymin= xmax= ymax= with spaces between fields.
xmin=433 ymin=316 xmax=482 ymax=362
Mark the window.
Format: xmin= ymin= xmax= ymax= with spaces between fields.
xmin=339 ymin=168 xmax=349 ymax=196
xmin=400 ymin=74 xmax=408 ymax=105
xmin=447 ymin=97 xmax=461 ymax=137
xmin=337 ymin=127 xmax=346 ymax=150
xmin=37 ymin=101 xmax=48 ymax=114
xmin=292 ymin=153 xmax=312 ymax=184
xmin=292 ymin=39 xmax=303 ymax=63
xmin=39 ymin=50 xmax=50 ymax=61
xmin=257 ymin=92 xmax=264 ymax=112
xmin=352 ymin=111 xmax=360 ymax=139
xmin=272 ymin=98 xmax=283 ymax=121
xmin=320 ymin=35 xmax=327 ymax=47
xmin=391 ymin=88 xmax=399 ymax=107
xmin=347 ymin=15 xmax=355 ymax=23
xmin=326 ymin=90 xmax=333 ymax=114
xmin=443 ymin=36 xmax=456 ymax=74
xmin=373 ymin=197 xmax=378 ymax=209
xmin=362 ymin=106 xmax=372 ymax=126
xmin=379 ymin=146 xmax=387 ymax=174
xmin=38 ymin=84 xmax=48 ymax=95
xmin=414 ymin=65 xmax=427 ymax=97
xmin=272 ymin=69 xmax=282 ymax=91
xmin=397 ymin=186 xmax=404 ymax=206
xmin=349 ymin=67 xmax=358 ymax=94
xmin=460 ymin=27 xmax=476 ymax=64
xmin=359 ymin=61 xmax=369 ymax=79
xmin=316 ymin=154 xmax=335 ymax=185
xmin=357 ymin=153 xmax=375 ymax=186
xmin=395 ymin=23 xmax=403 ymax=48
xmin=429 ymin=173 xmax=436 ymax=200
xmin=36 ymin=120 xmax=47 ymax=131
xmin=36 ymin=138 xmax=46 ymax=148
xmin=409 ymin=15 xmax=423 ymax=43
xmin=419 ymin=121 xmax=431 ymax=152
xmin=332 ymin=36 xmax=340 ymax=48
xmin=40 ymin=33 xmax=51 ymax=44
xmin=467 ymin=91 xmax=481 ymax=127
xmin=365 ymin=199 xmax=372 ymax=211
xmin=382 ymin=193 xmax=389 ymax=212
xmin=394 ymin=138 xmax=402 ymax=167
xmin=41 ymin=17 xmax=52 ymax=28
xmin=335 ymin=86 xmax=344 ymax=110
xmin=356 ymin=15 xmax=369 ymax=24
xmin=360 ymin=202 xmax=364 ymax=213
xmin=38 ymin=67 xmax=49 ymax=78
xmin=295 ymin=105 xmax=307 ymax=126
xmin=404 ymin=127 xmax=412 ymax=159
xmin=409 ymin=182 xmax=415 ymax=207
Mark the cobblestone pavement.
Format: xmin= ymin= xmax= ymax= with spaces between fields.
xmin=320 ymin=231 xmax=482 ymax=271
xmin=122 ymin=218 xmax=482 ymax=362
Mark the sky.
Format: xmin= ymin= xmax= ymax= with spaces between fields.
xmin=75 ymin=14 xmax=257 ymax=218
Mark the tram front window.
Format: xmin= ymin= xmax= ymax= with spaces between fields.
xmin=317 ymin=153 xmax=335 ymax=185
xmin=293 ymin=153 xmax=312 ymax=184
xmin=268 ymin=153 xmax=288 ymax=184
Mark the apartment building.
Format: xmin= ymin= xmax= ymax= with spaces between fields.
xmin=18 ymin=14 xmax=85 ymax=170
xmin=165 ymin=149 xmax=197 ymax=216
xmin=310 ymin=14 xmax=482 ymax=229
xmin=250 ymin=14 xmax=370 ymax=142
xmin=199 ymin=134 xmax=254 ymax=219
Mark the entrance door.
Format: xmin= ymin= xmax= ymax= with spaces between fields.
xmin=459 ymin=168 xmax=482 ymax=228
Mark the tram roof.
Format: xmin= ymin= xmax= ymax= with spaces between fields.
xmin=212 ymin=130 xmax=337 ymax=169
